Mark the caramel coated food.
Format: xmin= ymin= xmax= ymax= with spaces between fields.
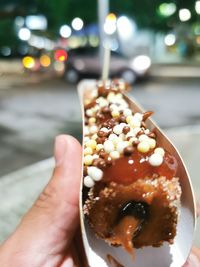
xmin=82 ymin=80 xmax=181 ymax=253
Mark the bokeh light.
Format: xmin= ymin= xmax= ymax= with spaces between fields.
xmin=40 ymin=55 xmax=51 ymax=67
xmin=164 ymin=33 xmax=176 ymax=46
xmin=195 ymin=1 xmax=200 ymax=14
xmin=196 ymin=36 xmax=200 ymax=45
xmin=132 ymin=55 xmax=151 ymax=73
xmin=54 ymin=62 xmax=65 ymax=73
xmin=179 ymin=9 xmax=191 ymax=22
xmin=18 ymin=28 xmax=31 ymax=41
xmin=1 ymin=47 xmax=11 ymax=57
xmin=117 ymin=16 xmax=136 ymax=40
xmin=14 ymin=16 xmax=25 ymax=28
xmin=54 ymin=50 xmax=68 ymax=62
xmin=60 ymin=25 xmax=72 ymax=38
xmin=158 ymin=3 xmax=177 ymax=17
xmin=22 ymin=56 xmax=35 ymax=69
xmin=104 ymin=13 xmax=117 ymax=35
xmin=71 ymin=17 xmax=84 ymax=31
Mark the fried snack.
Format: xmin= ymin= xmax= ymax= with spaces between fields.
xmin=82 ymin=80 xmax=181 ymax=253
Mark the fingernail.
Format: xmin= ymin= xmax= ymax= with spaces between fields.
xmin=54 ymin=135 xmax=68 ymax=166
xmin=187 ymin=253 xmax=200 ymax=267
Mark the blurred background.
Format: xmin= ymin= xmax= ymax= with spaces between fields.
xmin=0 ymin=0 xmax=200 ymax=246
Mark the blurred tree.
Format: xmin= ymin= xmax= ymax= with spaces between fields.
xmin=0 ymin=19 xmax=17 ymax=47
xmin=0 ymin=0 xmax=198 ymax=50
xmin=35 ymin=0 xmax=97 ymax=31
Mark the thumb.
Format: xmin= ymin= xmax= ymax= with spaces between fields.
xmin=32 ymin=134 xmax=82 ymax=235
xmin=10 ymin=135 xmax=82 ymax=258
xmin=183 ymin=247 xmax=200 ymax=267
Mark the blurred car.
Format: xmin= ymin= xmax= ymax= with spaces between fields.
xmin=64 ymin=47 xmax=151 ymax=84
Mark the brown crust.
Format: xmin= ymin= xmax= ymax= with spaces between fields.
xmin=84 ymin=176 xmax=181 ymax=249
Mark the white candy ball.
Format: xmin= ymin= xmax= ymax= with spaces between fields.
xmin=84 ymin=126 xmax=90 ymax=135
xmin=90 ymin=125 xmax=98 ymax=134
xmin=110 ymin=151 xmax=120 ymax=159
xmin=134 ymin=113 xmax=143 ymax=121
xmin=84 ymin=176 xmax=95 ymax=188
xmin=129 ymin=118 xmax=141 ymax=128
xmin=100 ymin=127 xmax=109 ymax=133
xmin=154 ymin=147 xmax=165 ymax=157
xmin=149 ymin=153 xmax=163 ymax=166
xmin=87 ymin=166 xmax=103 ymax=181
xmin=138 ymin=134 xmax=149 ymax=142
xmin=84 ymin=155 xmax=93 ymax=166
xmin=113 ymin=125 xmax=123 ymax=135
xmin=117 ymin=141 xmax=129 ymax=153
xmin=99 ymin=99 xmax=108 ymax=107
xmin=86 ymin=109 xmax=93 ymax=117
xmin=104 ymin=140 xmax=115 ymax=153
xmin=84 ymin=136 xmax=90 ymax=143
xmin=133 ymin=127 xmax=141 ymax=135
xmin=108 ymin=133 xmax=118 ymax=143
xmin=137 ymin=141 xmax=150 ymax=153
xmin=110 ymin=104 xmax=118 ymax=111
xmin=148 ymin=138 xmax=156 ymax=149
xmin=84 ymin=147 xmax=93 ymax=155
xmin=96 ymin=144 xmax=104 ymax=151
xmin=123 ymin=108 xmax=132 ymax=117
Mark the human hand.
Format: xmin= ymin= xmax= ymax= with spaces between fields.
xmin=0 ymin=135 xmax=82 ymax=267
xmin=0 ymin=135 xmax=199 ymax=267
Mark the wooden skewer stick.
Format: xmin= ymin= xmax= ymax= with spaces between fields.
xmin=101 ymin=46 xmax=111 ymax=81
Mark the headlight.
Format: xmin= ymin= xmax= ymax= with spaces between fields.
xmin=131 ymin=55 xmax=151 ymax=74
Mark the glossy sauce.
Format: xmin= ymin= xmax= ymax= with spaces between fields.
xmin=102 ymin=150 xmax=178 ymax=185
xmin=110 ymin=216 xmax=139 ymax=253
